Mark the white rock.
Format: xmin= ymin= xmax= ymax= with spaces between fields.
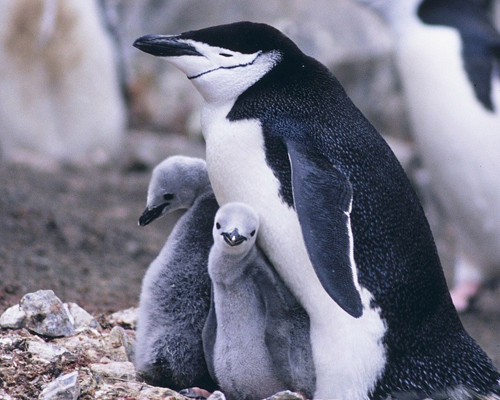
xmin=108 ymin=326 xmax=128 ymax=349
xmin=102 ymin=326 xmax=131 ymax=363
xmin=0 ymin=337 xmax=14 ymax=347
xmin=39 ymin=371 xmax=80 ymax=400
xmin=90 ymin=361 xmax=136 ymax=382
xmin=20 ymin=290 xmax=75 ymax=337
xmin=56 ymin=333 xmax=103 ymax=362
xmin=107 ymin=307 xmax=138 ymax=329
xmin=265 ymin=391 xmax=312 ymax=400
xmin=65 ymin=303 xmax=100 ymax=330
xmin=28 ymin=340 xmax=72 ymax=364
xmin=0 ymin=304 xmax=26 ymax=329
xmin=0 ymin=388 xmax=14 ymax=400
xmin=137 ymin=385 xmax=186 ymax=400
xmin=207 ymin=391 xmax=227 ymax=400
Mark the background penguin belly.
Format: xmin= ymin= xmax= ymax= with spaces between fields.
xmin=396 ymin=26 xmax=500 ymax=279
xmin=202 ymin=105 xmax=386 ymax=400
xmin=0 ymin=0 xmax=125 ymax=164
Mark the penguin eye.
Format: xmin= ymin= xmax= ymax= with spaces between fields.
xmin=219 ymin=53 xmax=233 ymax=57
xmin=163 ymin=193 xmax=174 ymax=201
xmin=216 ymin=222 xmax=221 ymax=229
xmin=250 ymin=230 xmax=256 ymax=237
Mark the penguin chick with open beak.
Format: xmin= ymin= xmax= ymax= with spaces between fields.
xmin=203 ymin=202 xmax=315 ymax=400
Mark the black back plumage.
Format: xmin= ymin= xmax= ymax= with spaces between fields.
xmin=418 ymin=0 xmax=500 ymax=111
xmin=177 ymin=21 xmax=500 ymax=398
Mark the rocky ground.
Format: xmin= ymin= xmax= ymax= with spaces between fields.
xmin=1 ymin=131 xmax=500 ymax=399
xmin=0 ymin=289 xmax=305 ymax=400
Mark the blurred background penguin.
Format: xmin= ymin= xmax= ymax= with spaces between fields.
xmin=355 ymin=0 xmax=500 ymax=312
xmin=0 ymin=0 xmax=127 ymax=167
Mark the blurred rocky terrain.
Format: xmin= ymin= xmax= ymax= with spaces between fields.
xmin=1 ymin=0 xmax=500 ymax=398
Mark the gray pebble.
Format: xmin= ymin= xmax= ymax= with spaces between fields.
xmin=20 ymin=290 xmax=75 ymax=337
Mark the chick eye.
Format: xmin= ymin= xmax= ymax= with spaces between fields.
xmin=163 ymin=193 xmax=174 ymax=201
xmin=250 ymin=230 xmax=256 ymax=237
xmin=219 ymin=53 xmax=233 ymax=57
xmin=216 ymin=222 xmax=221 ymax=229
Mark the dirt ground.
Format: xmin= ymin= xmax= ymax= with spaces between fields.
xmin=0 ymin=132 xmax=192 ymax=316
xmin=1 ymin=131 xmax=500 ymax=371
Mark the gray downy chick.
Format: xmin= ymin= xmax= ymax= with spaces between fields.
xmin=203 ymin=202 xmax=315 ymax=400
xmin=135 ymin=155 xmax=218 ymax=391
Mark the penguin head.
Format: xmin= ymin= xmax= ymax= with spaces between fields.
xmin=133 ymin=21 xmax=301 ymax=102
xmin=139 ymin=156 xmax=210 ymax=226
xmin=212 ymin=202 xmax=259 ymax=256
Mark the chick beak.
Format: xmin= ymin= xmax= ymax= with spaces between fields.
xmin=221 ymin=228 xmax=247 ymax=247
xmin=138 ymin=203 xmax=169 ymax=226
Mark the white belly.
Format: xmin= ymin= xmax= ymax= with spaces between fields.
xmin=202 ymin=102 xmax=386 ymax=400
xmin=396 ymin=25 xmax=500 ymax=270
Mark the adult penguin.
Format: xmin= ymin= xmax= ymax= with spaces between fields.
xmin=354 ymin=0 xmax=500 ymax=311
xmin=134 ymin=22 xmax=500 ymax=400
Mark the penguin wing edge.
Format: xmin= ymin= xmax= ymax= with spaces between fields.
xmin=287 ymin=142 xmax=363 ymax=318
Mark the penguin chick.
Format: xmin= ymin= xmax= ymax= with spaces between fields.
xmin=135 ymin=155 xmax=218 ymax=391
xmin=203 ymin=202 xmax=315 ymax=400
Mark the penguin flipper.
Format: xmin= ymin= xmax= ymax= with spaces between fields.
xmin=418 ymin=0 xmax=500 ymax=111
xmin=461 ymin=32 xmax=500 ymax=112
xmin=287 ymin=142 xmax=363 ymax=318
xmin=201 ymin=284 xmax=218 ymax=384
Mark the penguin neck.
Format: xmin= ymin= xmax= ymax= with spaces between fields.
xmin=209 ymin=247 xmax=257 ymax=286
xmin=194 ymin=179 xmax=214 ymax=202
xmin=191 ymin=77 xmax=239 ymax=105
xmin=189 ymin=50 xmax=282 ymax=104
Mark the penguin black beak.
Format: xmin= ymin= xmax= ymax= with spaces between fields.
xmin=222 ymin=229 xmax=247 ymax=247
xmin=138 ymin=203 xmax=169 ymax=226
xmin=133 ymin=34 xmax=202 ymax=57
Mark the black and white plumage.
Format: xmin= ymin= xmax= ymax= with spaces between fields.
xmin=203 ymin=202 xmax=315 ymax=400
xmin=134 ymin=156 xmax=218 ymax=392
xmin=134 ymin=22 xmax=500 ymax=400
xmin=355 ymin=0 xmax=500 ymax=311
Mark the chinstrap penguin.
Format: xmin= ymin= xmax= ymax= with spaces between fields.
xmin=203 ymin=202 xmax=315 ymax=400
xmin=134 ymin=156 xmax=218 ymax=392
xmin=134 ymin=22 xmax=500 ymax=400
xmin=354 ymin=0 xmax=500 ymax=312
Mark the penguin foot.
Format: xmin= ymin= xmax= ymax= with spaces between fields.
xmin=179 ymin=387 xmax=212 ymax=399
xmin=450 ymin=280 xmax=481 ymax=312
